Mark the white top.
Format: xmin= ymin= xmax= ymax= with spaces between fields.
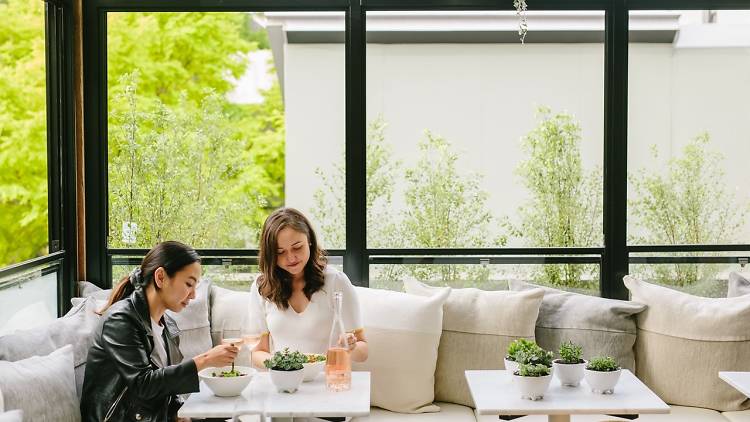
xmin=178 ymin=371 xmax=371 ymax=419
xmin=150 ymin=318 xmax=168 ymax=368
xmin=248 ymin=266 xmax=363 ymax=354
xmin=720 ymin=372 xmax=750 ymax=398
xmin=465 ymin=370 xmax=670 ymax=416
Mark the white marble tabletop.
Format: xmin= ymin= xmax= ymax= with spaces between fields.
xmin=179 ymin=371 xmax=370 ymax=419
xmin=465 ymin=369 xmax=669 ymax=420
xmin=719 ymin=372 xmax=750 ymax=397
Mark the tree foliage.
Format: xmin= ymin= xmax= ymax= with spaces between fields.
xmin=513 ymin=106 xmax=602 ymax=289
xmin=629 ymin=133 xmax=747 ymax=286
xmin=107 ymin=12 xmax=284 ymax=248
xmin=0 ymin=0 xmax=48 ymax=266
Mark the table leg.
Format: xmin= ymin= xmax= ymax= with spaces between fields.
xmin=548 ymin=415 xmax=571 ymax=422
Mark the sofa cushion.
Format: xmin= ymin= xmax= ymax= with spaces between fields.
xmin=209 ymin=285 xmax=251 ymax=344
xmin=724 ymin=410 xmax=750 ymax=422
xmin=77 ymin=281 xmax=111 ymax=300
xmin=405 ymin=279 xmax=544 ymax=407
xmin=727 ymin=272 xmax=750 ymax=298
xmin=624 ymin=276 xmax=750 ymax=411
xmin=509 ymin=280 xmax=646 ymax=373
xmin=352 ymin=286 xmax=450 ymax=413
xmin=0 ymin=297 xmax=99 ymax=399
xmin=351 ymin=402 xmax=475 ymax=421
xmin=0 ymin=344 xmax=80 ymax=421
xmin=0 ymin=410 xmax=23 ymax=422
xmin=0 ymin=300 xmax=55 ymax=336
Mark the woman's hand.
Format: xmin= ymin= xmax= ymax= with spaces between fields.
xmin=344 ymin=333 xmax=358 ymax=352
xmin=193 ymin=344 xmax=239 ymax=371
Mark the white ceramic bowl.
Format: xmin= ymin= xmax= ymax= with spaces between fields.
xmin=302 ymin=360 xmax=325 ymax=382
xmin=584 ymin=368 xmax=622 ymax=394
xmin=198 ymin=366 xmax=255 ymax=397
xmin=553 ymin=359 xmax=587 ymax=387
xmin=512 ymin=373 xmax=553 ymax=401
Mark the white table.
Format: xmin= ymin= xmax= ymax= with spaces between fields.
xmin=179 ymin=371 xmax=370 ymax=421
xmin=465 ymin=370 xmax=669 ymax=422
xmin=719 ymin=372 xmax=750 ymax=397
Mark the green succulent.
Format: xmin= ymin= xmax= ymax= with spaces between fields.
xmin=263 ymin=348 xmax=307 ymax=371
xmin=517 ymin=363 xmax=551 ymax=377
xmin=516 ymin=348 xmax=554 ymax=368
xmin=506 ymin=338 xmax=538 ymax=362
xmin=586 ymin=356 xmax=620 ymax=372
xmin=558 ymin=340 xmax=584 ymax=364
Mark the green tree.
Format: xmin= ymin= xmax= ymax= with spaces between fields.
xmin=514 ymin=106 xmax=602 ymax=289
xmin=629 ymin=133 xmax=748 ymax=287
xmin=107 ymin=12 xmax=285 ymax=247
xmin=0 ymin=0 xmax=48 ymax=266
xmin=401 ymin=131 xmax=503 ymax=284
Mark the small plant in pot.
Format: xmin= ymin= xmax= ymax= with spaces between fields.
xmin=553 ymin=340 xmax=587 ymax=387
xmin=505 ymin=338 xmax=538 ymax=375
xmin=512 ymin=359 xmax=553 ymax=401
xmin=584 ymin=356 xmax=622 ymax=394
xmin=264 ymin=348 xmax=307 ymax=393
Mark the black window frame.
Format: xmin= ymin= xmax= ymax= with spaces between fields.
xmin=82 ymin=0 xmax=750 ymax=298
xmin=0 ymin=0 xmax=77 ymax=316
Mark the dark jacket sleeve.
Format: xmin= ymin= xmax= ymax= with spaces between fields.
xmin=101 ymin=310 xmax=199 ymax=400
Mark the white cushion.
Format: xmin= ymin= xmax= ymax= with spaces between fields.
xmin=0 ymin=301 xmax=54 ymax=336
xmin=405 ymin=279 xmax=544 ymax=407
xmin=0 ymin=297 xmax=100 ymax=399
xmin=352 ymin=286 xmax=450 ymax=413
xmin=723 ymin=409 xmax=750 ymax=422
xmin=0 ymin=344 xmax=80 ymax=421
xmin=352 ymin=403 xmax=475 ymax=422
xmin=727 ymin=272 xmax=750 ymax=298
xmin=624 ymin=276 xmax=750 ymax=411
xmin=0 ymin=410 xmax=23 ymax=422
xmin=209 ymin=286 xmax=253 ymax=366
xmin=475 ymin=406 xmax=724 ymax=422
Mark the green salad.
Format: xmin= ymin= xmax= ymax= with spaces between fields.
xmin=305 ymin=353 xmax=327 ymax=363
xmin=212 ymin=369 xmax=245 ymax=377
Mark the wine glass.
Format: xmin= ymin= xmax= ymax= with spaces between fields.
xmin=241 ymin=329 xmax=262 ymax=367
xmin=221 ymin=322 xmax=242 ymax=372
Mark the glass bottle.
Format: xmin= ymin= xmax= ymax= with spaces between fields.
xmin=326 ymin=291 xmax=352 ymax=391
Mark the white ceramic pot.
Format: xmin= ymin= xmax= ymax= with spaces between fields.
xmin=512 ymin=374 xmax=553 ymax=401
xmin=504 ymin=358 xmax=519 ymax=375
xmin=269 ymin=368 xmax=305 ymax=393
xmin=198 ymin=366 xmax=255 ymax=397
xmin=584 ymin=368 xmax=622 ymax=394
xmin=553 ymin=359 xmax=587 ymax=387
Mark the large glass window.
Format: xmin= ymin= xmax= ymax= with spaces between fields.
xmin=357 ymin=11 xmax=605 ymax=291
xmin=628 ymin=10 xmax=750 ymax=247
xmin=0 ymin=0 xmax=48 ymax=267
xmin=106 ymin=12 xmax=345 ymax=251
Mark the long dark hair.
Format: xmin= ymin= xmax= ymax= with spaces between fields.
xmin=257 ymin=208 xmax=327 ymax=309
xmin=98 ymin=241 xmax=201 ymax=314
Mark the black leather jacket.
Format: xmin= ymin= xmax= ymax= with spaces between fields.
xmin=80 ymin=288 xmax=199 ymax=422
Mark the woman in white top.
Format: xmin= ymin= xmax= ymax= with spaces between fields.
xmin=248 ymin=207 xmax=368 ymax=368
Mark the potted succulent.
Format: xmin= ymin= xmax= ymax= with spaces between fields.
xmin=264 ymin=348 xmax=307 ymax=393
xmin=552 ymin=340 xmax=586 ymax=387
xmin=584 ymin=356 xmax=622 ymax=394
xmin=505 ymin=338 xmax=538 ymax=375
xmin=512 ymin=362 xmax=552 ymax=401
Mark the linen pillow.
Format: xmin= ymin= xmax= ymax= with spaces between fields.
xmin=0 ymin=301 xmax=55 ymax=336
xmin=624 ymin=275 xmax=750 ymax=411
xmin=727 ymin=272 xmax=750 ymax=298
xmin=77 ymin=281 xmax=111 ymax=300
xmin=0 ymin=410 xmax=22 ymax=422
xmin=0 ymin=345 xmax=80 ymax=421
xmin=352 ymin=285 xmax=450 ymax=413
xmin=0 ymin=297 xmax=100 ymax=399
xmin=509 ymin=280 xmax=646 ymax=373
xmin=209 ymin=285 xmax=253 ymax=366
xmin=404 ymin=280 xmax=544 ymax=407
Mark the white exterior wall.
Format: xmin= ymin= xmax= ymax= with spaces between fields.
xmin=284 ymin=42 xmax=750 ymax=246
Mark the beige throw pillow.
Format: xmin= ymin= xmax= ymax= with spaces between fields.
xmin=352 ymin=286 xmax=450 ymax=413
xmin=404 ymin=280 xmax=544 ymax=407
xmin=624 ymin=276 xmax=750 ymax=411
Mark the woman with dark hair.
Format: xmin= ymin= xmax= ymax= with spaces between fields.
xmin=248 ymin=207 xmax=368 ymax=368
xmin=81 ymin=241 xmax=238 ymax=422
